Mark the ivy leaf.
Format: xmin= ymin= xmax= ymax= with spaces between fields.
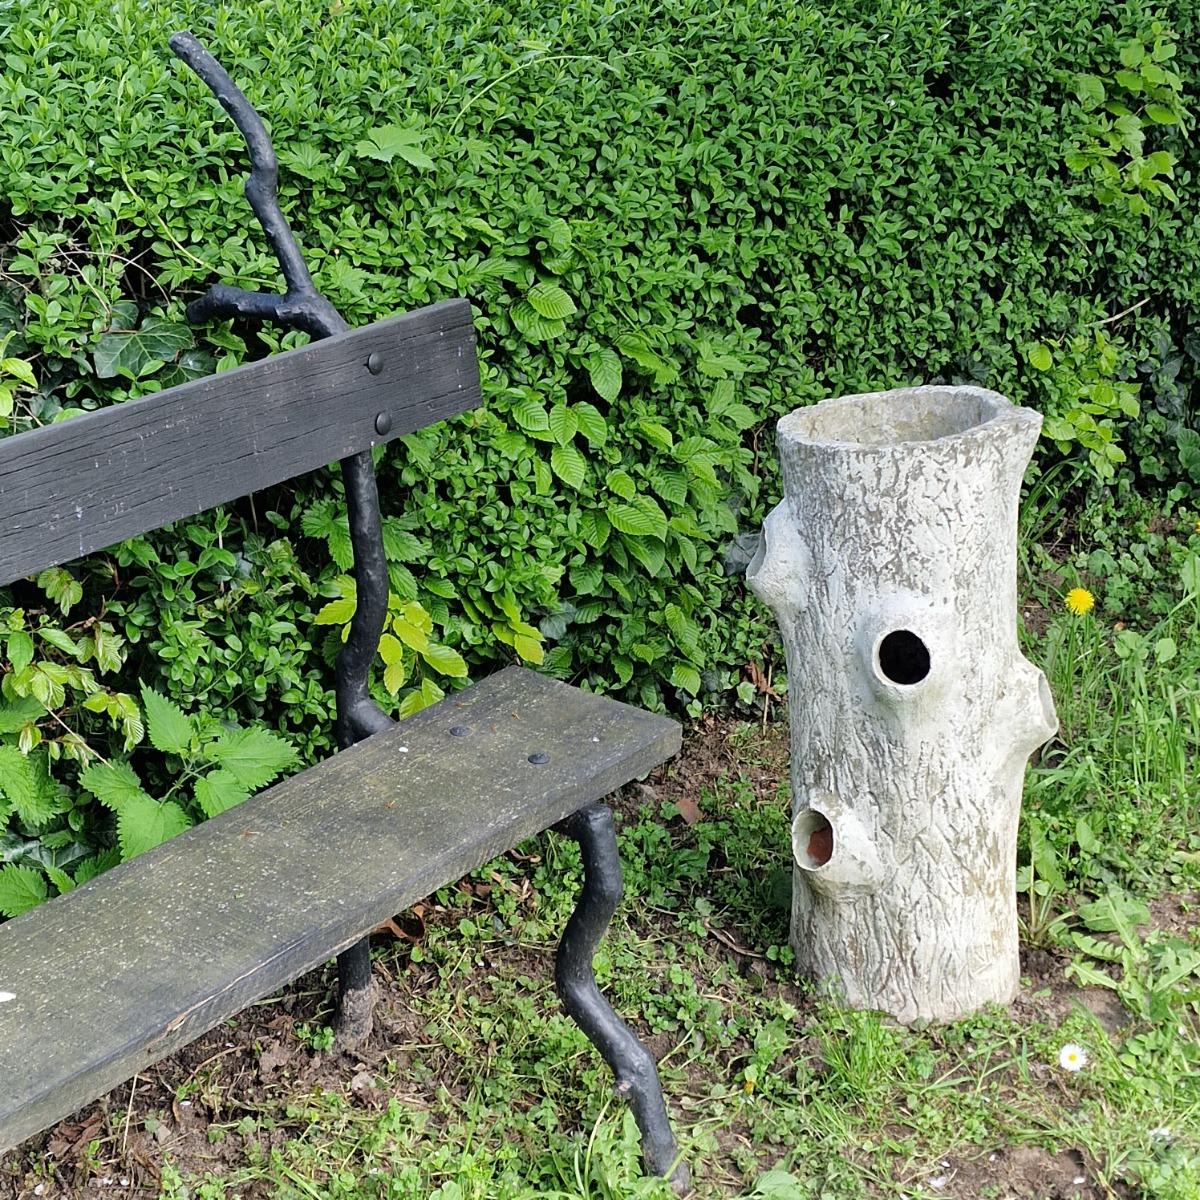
xmin=93 ymin=316 xmax=194 ymax=380
xmin=551 ymin=443 xmax=588 ymax=489
xmin=354 ymin=124 xmax=435 ymax=170
xmin=586 ymin=349 xmax=622 ymax=403
xmin=0 ymin=863 xmax=48 ymax=917
xmin=205 ymin=727 xmax=299 ymax=791
xmin=194 ymin=769 xmax=251 ymax=819
xmin=140 ymin=685 xmax=194 ymax=755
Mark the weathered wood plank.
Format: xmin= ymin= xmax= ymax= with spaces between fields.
xmin=0 ymin=667 xmax=680 ymax=1153
xmin=0 ymin=299 xmax=479 ymax=587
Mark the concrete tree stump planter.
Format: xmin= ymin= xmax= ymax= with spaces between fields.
xmin=747 ymin=386 xmax=1057 ymax=1024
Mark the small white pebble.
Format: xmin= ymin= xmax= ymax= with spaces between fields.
xmin=591 ymin=737 xmax=600 ymax=742
xmin=1073 ymin=1177 xmax=1086 ymax=1186
xmin=0 ymin=992 xmax=15 ymax=1004
xmin=398 ymin=746 xmax=409 ymax=753
xmin=121 ymin=1181 xmax=130 ymax=1188
xmin=180 ymin=1100 xmax=191 ymax=1107
xmin=929 ymin=1176 xmax=947 ymax=1189
xmin=33 ymin=1186 xmax=44 ymax=1196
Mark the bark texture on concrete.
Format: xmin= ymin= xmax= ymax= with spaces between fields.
xmin=747 ymin=386 xmax=1056 ymax=1023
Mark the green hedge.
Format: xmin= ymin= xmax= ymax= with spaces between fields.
xmin=0 ymin=0 xmax=1197 ymax=898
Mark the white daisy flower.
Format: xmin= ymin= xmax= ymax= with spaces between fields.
xmin=1058 ymin=1043 xmax=1088 ymax=1071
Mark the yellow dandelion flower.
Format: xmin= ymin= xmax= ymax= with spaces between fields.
xmin=1064 ymin=588 xmax=1095 ymax=616
xmin=1194 ymin=519 xmax=1200 ymax=535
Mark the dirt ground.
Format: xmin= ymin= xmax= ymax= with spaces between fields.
xmin=0 ymin=716 xmax=1185 ymax=1200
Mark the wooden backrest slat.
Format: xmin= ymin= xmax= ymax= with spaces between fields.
xmin=0 ymin=299 xmax=479 ymax=586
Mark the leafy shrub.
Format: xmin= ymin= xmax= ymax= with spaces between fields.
xmin=1 ymin=0 xmax=1198 ymax=902
xmin=0 ymin=682 xmax=296 ymax=917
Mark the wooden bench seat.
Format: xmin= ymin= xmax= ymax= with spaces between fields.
xmin=0 ymin=31 xmax=690 ymax=1193
xmin=0 ymin=667 xmax=679 ymax=1154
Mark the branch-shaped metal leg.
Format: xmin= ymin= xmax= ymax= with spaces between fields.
xmin=171 ymin=31 xmax=395 ymax=1052
xmin=554 ymin=804 xmax=690 ymax=1195
xmin=335 ymin=937 xmax=374 ymax=1047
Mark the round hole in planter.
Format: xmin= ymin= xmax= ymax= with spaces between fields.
xmin=793 ymin=809 xmax=834 ymax=869
xmin=877 ymin=629 xmax=930 ymax=685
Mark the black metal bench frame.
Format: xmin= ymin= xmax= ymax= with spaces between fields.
xmin=0 ymin=35 xmax=688 ymax=1193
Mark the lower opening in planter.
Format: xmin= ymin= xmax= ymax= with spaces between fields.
xmin=795 ymin=810 xmax=834 ymax=868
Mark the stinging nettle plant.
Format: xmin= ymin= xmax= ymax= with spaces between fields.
xmin=0 ymin=673 xmax=297 ymax=919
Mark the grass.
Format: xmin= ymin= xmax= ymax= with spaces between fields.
xmin=4 ymin=499 xmax=1200 ymax=1200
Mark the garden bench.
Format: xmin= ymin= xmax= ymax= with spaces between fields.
xmin=0 ymin=33 xmax=688 ymax=1193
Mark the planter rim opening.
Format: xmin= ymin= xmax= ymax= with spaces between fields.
xmin=778 ymin=385 xmax=1036 ymax=451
